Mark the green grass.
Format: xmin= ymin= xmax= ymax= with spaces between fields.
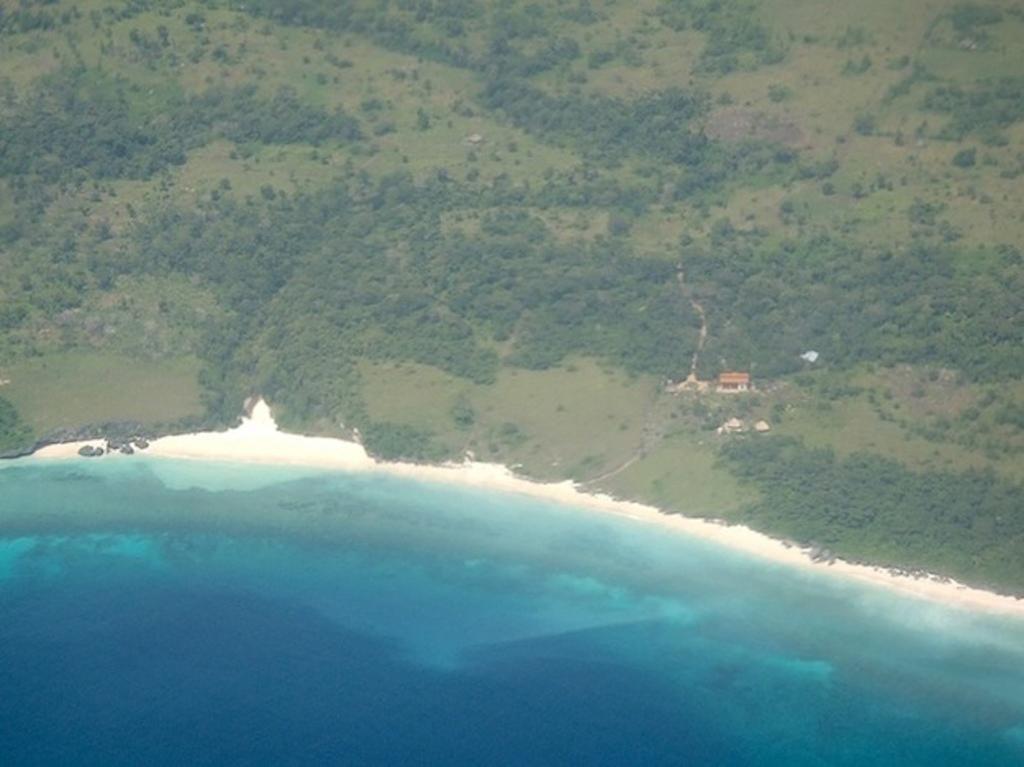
xmin=774 ymin=394 xmax=987 ymax=473
xmin=473 ymin=361 xmax=659 ymax=479
xmin=605 ymin=432 xmax=757 ymax=517
xmin=752 ymin=365 xmax=1024 ymax=482
xmin=0 ymin=352 xmax=203 ymax=435
xmin=357 ymin=360 xmax=467 ymax=438
xmin=360 ymin=358 xmax=659 ymax=480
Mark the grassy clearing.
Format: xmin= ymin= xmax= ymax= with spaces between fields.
xmin=357 ymin=360 xmax=467 ymax=439
xmin=604 ymin=432 xmax=757 ymax=517
xmin=742 ymin=365 xmax=1024 ymax=482
xmin=360 ymin=358 xmax=659 ymax=480
xmin=0 ymin=32 xmax=62 ymax=88
xmin=474 ymin=361 xmax=659 ymax=479
xmin=0 ymin=352 xmax=203 ymax=435
xmin=773 ymin=394 xmax=987 ymax=473
xmin=174 ymin=140 xmax=343 ymax=199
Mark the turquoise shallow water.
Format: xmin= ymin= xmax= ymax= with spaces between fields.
xmin=1 ymin=457 xmax=1023 ymax=765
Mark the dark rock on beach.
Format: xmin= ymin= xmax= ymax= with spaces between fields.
xmin=1 ymin=412 xmax=221 ymax=463
xmin=807 ymin=545 xmax=836 ymax=564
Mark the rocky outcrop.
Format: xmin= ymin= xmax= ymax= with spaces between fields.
xmin=40 ymin=420 xmax=156 ymax=447
xmin=0 ymin=444 xmax=37 ymax=460
xmin=807 ymin=544 xmax=837 ymax=565
xmin=0 ymin=413 xmax=222 ymax=462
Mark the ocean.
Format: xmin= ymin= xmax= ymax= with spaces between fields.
xmin=1 ymin=458 xmax=1022 ymax=766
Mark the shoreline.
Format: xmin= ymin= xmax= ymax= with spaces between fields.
xmin=25 ymin=400 xmax=1024 ymax=619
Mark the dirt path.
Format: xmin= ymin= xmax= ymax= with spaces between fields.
xmin=585 ymin=453 xmax=643 ymax=485
xmin=583 ymin=266 xmax=709 ymax=487
xmin=583 ymin=401 xmax=667 ymax=485
xmin=678 ymin=267 xmax=707 ymax=382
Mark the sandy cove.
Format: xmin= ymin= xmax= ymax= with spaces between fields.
xmin=31 ymin=400 xmax=1024 ymax=619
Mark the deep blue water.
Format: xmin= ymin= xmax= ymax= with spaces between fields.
xmin=1 ymin=459 xmax=1023 ymax=766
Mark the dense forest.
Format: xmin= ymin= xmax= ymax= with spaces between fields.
xmin=0 ymin=395 xmax=32 ymax=454
xmin=722 ymin=436 xmax=1024 ymax=593
xmin=686 ymin=233 xmax=1024 ymax=379
xmin=118 ymin=176 xmax=701 ymax=430
xmin=1 ymin=0 xmax=1024 ymax=591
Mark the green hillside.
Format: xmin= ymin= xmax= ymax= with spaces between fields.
xmin=1 ymin=0 xmax=1023 ymax=593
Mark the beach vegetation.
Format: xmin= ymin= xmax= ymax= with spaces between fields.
xmin=0 ymin=395 xmax=33 ymax=455
xmin=721 ymin=435 xmax=1024 ymax=594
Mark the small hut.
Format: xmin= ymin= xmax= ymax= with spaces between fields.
xmin=717 ymin=417 xmax=745 ymax=435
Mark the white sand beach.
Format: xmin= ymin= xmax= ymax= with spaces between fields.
xmin=32 ymin=400 xmax=1024 ymax=618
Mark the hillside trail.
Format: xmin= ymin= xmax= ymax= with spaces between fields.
xmin=582 ymin=266 xmax=707 ymax=487
xmin=679 ymin=267 xmax=707 ymax=383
